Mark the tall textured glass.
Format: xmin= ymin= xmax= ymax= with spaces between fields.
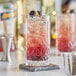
xmin=26 ymin=16 xmax=50 ymax=66
xmin=56 ymin=13 xmax=76 ymax=76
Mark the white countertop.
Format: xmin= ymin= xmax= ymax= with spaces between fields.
xmin=0 ymin=48 xmax=66 ymax=76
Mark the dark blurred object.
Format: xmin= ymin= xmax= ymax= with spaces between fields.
xmin=70 ymin=9 xmax=75 ymax=13
xmin=29 ymin=10 xmax=35 ymax=17
xmin=19 ymin=64 xmax=60 ymax=72
xmin=62 ymin=0 xmax=70 ymax=13
xmin=62 ymin=0 xmax=70 ymax=5
xmin=29 ymin=10 xmax=41 ymax=17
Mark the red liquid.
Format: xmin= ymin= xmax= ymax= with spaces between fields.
xmin=26 ymin=35 xmax=49 ymax=61
xmin=27 ymin=46 xmax=48 ymax=61
xmin=57 ymin=38 xmax=70 ymax=52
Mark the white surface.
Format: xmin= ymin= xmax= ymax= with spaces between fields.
xmin=0 ymin=48 xmax=66 ymax=76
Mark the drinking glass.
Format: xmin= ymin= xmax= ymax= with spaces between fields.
xmin=56 ymin=13 xmax=76 ymax=76
xmin=26 ymin=15 xmax=50 ymax=66
xmin=0 ymin=11 xmax=16 ymax=62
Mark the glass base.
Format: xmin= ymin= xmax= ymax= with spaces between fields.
xmin=19 ymin=63 xmax=60 ymax=72
xmin=25 ymin=59 xmax=51 ymax=66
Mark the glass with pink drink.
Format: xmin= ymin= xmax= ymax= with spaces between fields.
xmin=26 ymin=16 xmax=50 ymax=66
xmin=56 ymin=14 xmax=71 ymax=52
xmin=56 ymin=13 xmax=76 ymax=76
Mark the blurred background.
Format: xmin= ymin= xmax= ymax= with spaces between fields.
xmin=0 ymin=0 xmax=76 ymax=51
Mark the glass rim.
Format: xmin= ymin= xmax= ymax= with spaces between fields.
xmin=56 ymin=13 xmax=76 ymax=17
xmin=22 ymin=14 xmax=50 ymax=18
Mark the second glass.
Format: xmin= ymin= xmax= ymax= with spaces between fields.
xmin=56 ymin=13 xmax=76 ymax=76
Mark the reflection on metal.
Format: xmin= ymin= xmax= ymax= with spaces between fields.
xmin=1 ymin=36 xmax=13 ymax=62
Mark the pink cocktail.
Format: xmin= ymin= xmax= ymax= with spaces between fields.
xmin=56 ymin=14 xmax=72 ymax=52
xmin=26 ymin=16 xmax=50 ymax=61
